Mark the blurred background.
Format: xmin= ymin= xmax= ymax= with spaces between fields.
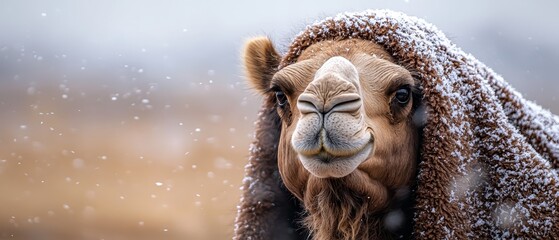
xmin=0 ymin=0 xmax=557 ymax=239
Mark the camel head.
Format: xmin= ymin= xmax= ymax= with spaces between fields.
xmin=243 ymin=37 xmax=422 ymax=238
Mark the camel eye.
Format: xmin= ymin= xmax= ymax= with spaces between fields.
xmin=394 ymin=87 xmax=410 ymax=105
xmin=275 ymin=91 xmax=288 ymax=107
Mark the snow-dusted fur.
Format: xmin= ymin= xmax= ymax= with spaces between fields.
xmin=234 ymin=10 xmax=559 ymax=239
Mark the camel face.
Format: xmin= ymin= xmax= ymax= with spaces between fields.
xmin=244 ymin=37 xmax=420 ymax=210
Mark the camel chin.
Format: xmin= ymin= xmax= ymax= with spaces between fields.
xmin=298 ymin=142 xmax=373 ymax=178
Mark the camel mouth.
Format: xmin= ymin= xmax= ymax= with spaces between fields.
xmin=298 ymin=142 xmax=373 ymax=178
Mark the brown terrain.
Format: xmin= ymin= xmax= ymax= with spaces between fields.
xmin=0 ymin=73 xmax=261 ymax=239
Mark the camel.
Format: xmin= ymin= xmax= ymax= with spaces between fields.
xmin=235 ymin=10 xmax=559 ymax=239
xmin=243 ymin=37 xmax=422 ymax=239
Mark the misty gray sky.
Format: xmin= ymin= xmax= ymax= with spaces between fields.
xmin=1 ymin=0 xmax=558 ymax=109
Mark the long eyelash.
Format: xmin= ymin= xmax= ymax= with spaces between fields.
xmin=270 ymin=89 xmax=285 ymax=107
xmin=388 ymin=84 xmax=419 ymax=123
xmin=267 ymin=84 xmax=281 ymax=94
xmin=268 ymin=84 xmax=292 ymax=124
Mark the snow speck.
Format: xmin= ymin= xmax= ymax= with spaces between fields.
xmin=138 ymin=221 xmax=145 ymax=226
xmin=214 ymin=157 xmax=232 ymax=169
xmin=61 ymin=94 xmax=68 ymax=99
xmin=384 ymin=209 xmax=405 ymax=231
xmin=138 ymin=68 xmax=144 ymax=73
xmin=195 ymin=128 xmax=201 ymax=132
xmin=83 ymin=206 xmax=96 ymax=219
xmin=141 ymin=99 xmax=150 ymax=104
xmin=72 ymin=158 xmax=85 ymax=169
xmin=155 ymin=182 xmax=163 ymax=187
xmin=20 ymin=125 xmax=27 ymax=130
xmin=41 ymin=13 xmax=47 ymax=17
xmin=27 ymin=87 xmax=36 ymax=95
xmin=62 ymin=204 xmax=70 ymax=210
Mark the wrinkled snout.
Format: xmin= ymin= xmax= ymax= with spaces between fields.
xmin=291 ymin=56 xmax=372 ymax=178
xmin=297 ymin=57 xmax=362 ymax=115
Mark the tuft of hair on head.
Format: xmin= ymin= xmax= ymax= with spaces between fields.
xmin=242 ymin=36 xmax=281 ymax=94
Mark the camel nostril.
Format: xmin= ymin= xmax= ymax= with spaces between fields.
xmin=297 ymin=93 xmax=323 ymax=114
xmin=297 ymin=93 xmax=362 ymax=115
xmin=325 ymin=93 xmax=362 ymax=113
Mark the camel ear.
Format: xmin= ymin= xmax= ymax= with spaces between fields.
xmin=243 ymin=37 xmax=281 ymax=94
